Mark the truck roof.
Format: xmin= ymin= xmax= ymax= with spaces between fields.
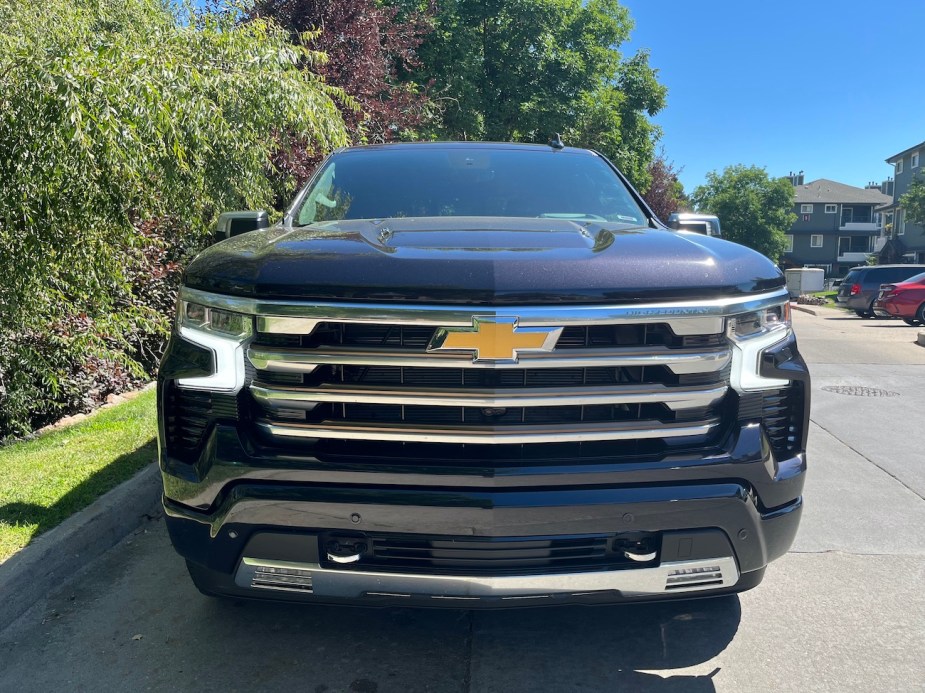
xmin=335 ymin=141 xmax=597 ymax=156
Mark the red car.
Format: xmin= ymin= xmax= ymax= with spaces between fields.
xmin=876 ymin=271 xmax=925 ymax=325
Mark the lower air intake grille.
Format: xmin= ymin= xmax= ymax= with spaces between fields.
xmin=164 ymin=385 xmax=241 ymax=460
xmin=334 ymin=533 xmax=659 ymax=576
xmin=762 ymin=384 xmax=803 ymax=458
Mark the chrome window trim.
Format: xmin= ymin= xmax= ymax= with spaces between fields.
xmin=179 ymin=286 xmax=789 ymax=333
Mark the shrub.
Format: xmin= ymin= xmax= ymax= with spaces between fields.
xmin=0 ymin=0 xmax=349 ymax=437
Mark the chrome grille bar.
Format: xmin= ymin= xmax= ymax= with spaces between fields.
xmin=255 ymin=419 xmax=720 ymax=444
xmin=251 ymin=383 xmax=728 ymax=412
xmin=248 ymin=345 xmax=731 ymax=375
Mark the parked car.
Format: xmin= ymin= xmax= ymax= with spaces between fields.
xmin=874 ymin=271 xmax=925 ymax=325
xmin=835 ymin=264 xmax=925 ymax=317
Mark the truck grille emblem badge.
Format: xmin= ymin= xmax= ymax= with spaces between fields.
xmin=427 ymin=317 xmax=562 ymax=362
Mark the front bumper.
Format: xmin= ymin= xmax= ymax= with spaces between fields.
xmin=162 ymin=419 xmax=804 ymax=605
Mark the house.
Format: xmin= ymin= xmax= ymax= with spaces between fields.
xmin=781 ymin=175 xmax=892 ymax=277
xmin=874 ymin=140 xmax=925 ymax=264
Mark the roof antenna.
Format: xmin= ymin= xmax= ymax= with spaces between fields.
xmin=548 ymin=133 xmax=565 ymax=150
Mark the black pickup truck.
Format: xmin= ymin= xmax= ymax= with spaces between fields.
xmin=158 ymin=142 xmax=808 ymax=606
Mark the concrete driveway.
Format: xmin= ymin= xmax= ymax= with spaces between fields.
xmin=1 ymin=306 xmax=923 ymax=692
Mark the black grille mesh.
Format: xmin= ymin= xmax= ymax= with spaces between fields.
xmin=164 ymin=385 xmax=241 ymax=460
xmin=328 ymin=533 xmax=658 ymax=575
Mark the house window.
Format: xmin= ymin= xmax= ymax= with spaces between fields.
xmin=839 ymin=236 xmax=872 ymax=254
xmin=898 ymin=209 xmax=905 ymax=235
xmin=896 ymin=159 xmax=904 ymax=174
xmin=810 ymin=234 xmax=823 ymax=248
xmin=785 ymin=234 xmax=794 ymax=252
xmin=913 ymin=152 xmax=920 ymax=168
xmin=825 ymin=204 xmax=837 ymax=214
xmin=800 ymin=204 xmax=813 ymax=214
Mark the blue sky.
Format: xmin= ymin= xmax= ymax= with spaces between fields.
xmin=620 ymin=0 xmax=925 ymax=193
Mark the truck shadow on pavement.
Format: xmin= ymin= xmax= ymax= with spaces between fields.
xmin=200 ymin=589 xmax=739 ymax=691
xmin=461 ymin=597 xmax=738 ymax=691
xmin=0 ymin=525 xmax=741 ymax=692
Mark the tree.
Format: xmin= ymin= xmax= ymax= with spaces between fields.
xmin=0 ymin=0 xmax=348 ymax=435
xmin=412 ymin=0 xmax=666 ymax=187
xmin=251 ymin=0 xmax=434 ymax=183
xmin=899 ymin=175 xmax=925 ymax=228
xmin=691 ymin=166 xmax=796 ymax=261
xmin=642 ymin=149 xmax=687 ymax=221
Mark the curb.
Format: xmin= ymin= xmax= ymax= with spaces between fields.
xmin=918 ymin=331 xmax=925 ymax=347
xmin=0 ymin=463 xmax=162 ymax=632
xmin=790 ymin=303 xmax=818 ymax=316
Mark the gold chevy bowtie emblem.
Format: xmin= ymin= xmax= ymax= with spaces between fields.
xmin=427 ymin=317 xmax=562 ymax=362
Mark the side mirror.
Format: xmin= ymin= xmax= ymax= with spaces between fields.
xmin=667 ymin=212 xmax=722 ymax=237
xmin=215 ymin=210 xmax=269 ymax=241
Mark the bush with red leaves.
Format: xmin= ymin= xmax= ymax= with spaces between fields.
xmin=253 ymin=0 xmax=435 ymax=186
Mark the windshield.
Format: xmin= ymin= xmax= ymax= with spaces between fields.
xmin=294 ymin=147 xmax=648 ymax=225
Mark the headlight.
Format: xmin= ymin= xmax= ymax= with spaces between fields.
xmin=729 ymin=303 xmax=790 ymax=339
xmin=175 ymin=300 xmax=252 ymax=392
xmin=728 ymin=302 xmax=792 ymax=391
xmin=179 ymin=301 xmax=253 ymax=338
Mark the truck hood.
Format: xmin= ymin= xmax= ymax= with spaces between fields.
xmin=183 ymin=217 xmax=785 ymax=304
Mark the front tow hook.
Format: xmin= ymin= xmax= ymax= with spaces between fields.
xmin=325 ymin=540 xmax=368 ymax=564
xmin=623 ymin=549 xmax=658 ymax=562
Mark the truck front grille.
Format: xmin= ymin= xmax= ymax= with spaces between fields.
xmin=246 ymin=315 xmax=732 ymax=447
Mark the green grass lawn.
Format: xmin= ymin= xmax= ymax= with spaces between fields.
xmin=0 ymin=389 xmax=157 ymax=562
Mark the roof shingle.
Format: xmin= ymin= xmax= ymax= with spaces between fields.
xmin=792 ymin=179 xmax=892 ymax=206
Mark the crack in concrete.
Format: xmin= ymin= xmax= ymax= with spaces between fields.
xmin=788 ymin=549 xmax=925 ymax=558
xmin=462 ymin=610 xmax=474 ymax=692
xmin=810 ymin=419 xmax=925 ymax=502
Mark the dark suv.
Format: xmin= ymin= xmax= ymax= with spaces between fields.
xmin=158 ymin=142 xmax=809 ymax=607
xmin=836 ymin=264 xmax=925 ymax=317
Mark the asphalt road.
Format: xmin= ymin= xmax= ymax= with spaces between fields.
xmin=2 ymin=306 xmax=924 ymax=692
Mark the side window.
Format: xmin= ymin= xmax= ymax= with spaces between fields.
xmin=297 ymin=163 xmax=339 ymax=225
xmin=896 ymin=268 xmax=925 ymax=282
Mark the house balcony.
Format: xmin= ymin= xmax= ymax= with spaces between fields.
xmin=837 ymin=251 xmax=873 ymax=263
xmin=839 ymin=222 xmax=880 ymax=232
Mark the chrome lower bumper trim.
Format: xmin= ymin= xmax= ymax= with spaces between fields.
xmin=235 ymin=556 xmax=739 ymax=599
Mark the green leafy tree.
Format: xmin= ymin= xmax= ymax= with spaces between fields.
xmin=899 ymin=175 xmax=925 ymax=228
xmin=0 ymin=0 xmax=349 ymax=435
xmin=412 ymin=0 xmax=666 ymax=187
xmin=691 ymin=166 xmax=796 ymax=261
